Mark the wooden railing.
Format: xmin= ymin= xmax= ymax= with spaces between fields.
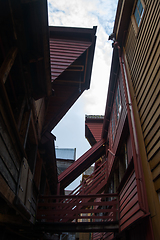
xmin=69 ymin=160 xmax=108 ymax=196
xmin=37 ymin=194 xmax=119 ymax=223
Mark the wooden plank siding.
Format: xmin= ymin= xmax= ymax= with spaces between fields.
xmin=86 ymin=122 xmax=103 ymax=143
xmin=0 ymin=113 xmax=20 ymax=194
xmin=119 ymin=171 xmax=144 ymax=231
xmin=124 ymin=0 xmax=160 ymax=194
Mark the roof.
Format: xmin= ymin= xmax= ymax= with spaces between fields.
xmin=101 ymin=49 xmax=119 ymax=139
xmin=86 ymin=115 xmax=104 ymax=120
xmin=113 ymin=0 xmax=135 ymax=46
xmin=85 ymin=115 xmax=104 ymax=146
xmin=42 ymin=26 xmax=97 ymax=133
xmin=55 ymin=148 xmax=76 ymax=161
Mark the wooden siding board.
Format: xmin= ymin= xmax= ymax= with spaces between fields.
xmin=120 ymin=171 xmax=136 ymax=201
xmin=120 ymin=178 xmax=137 ymax=207
xmin=142 ymin=98 xmax=160 ymax=134
xmin=120 ymin=202 xmax=141 ymax=226
xmin=152 ymin=164 xmax=160 ymax=182
xmin=149 ymin=151 xmax=160 ymax=171
xmin=0 ymin=159 xmax=16 ymax=194
xmin=86 ymin=122 xmax=103 ymax=143
xmin=154 ymin=177 xmax=160 ymax=192
xmin=120 ymin=185 xmax=137 ymax=213
xmin=136 ymin=32 xmax=159 ymax=105
xmin=125 ymin=22 xmax=136 ymax=74
xmin=0 ymin=174 xmax=15 ymax=204
xmin=50 ymin=38 xmax=91 ymax=81
xmin=146 ymin=130 xmax=160 ymax=155
xmin=0 ymin=136 xmax=18 ymax=182
xmin=120 ymin=210 xmax=144 ymax=232
xmin=143 ymin=107 xmax=159 ymax=143
xmin=18 ymin=158 xmax=29 ymax=204
xmin=140 ymin=81 xmax=160 ymax=126
xmin=25 ymin=169 xmax=33 ymax=211
xmin=137 ymin=53 xmax=159 ymax=111
xmin=148 ymin=141 xmax=160 ymax=162
xmin=144 ymin=120 xmax=160 ymax=147
xmin=135 ymin=11 xmax=159 ymax=93
xmin=120 ymin=193 xmax=139 ymax=219
xmin=0 ymin=112 xmax=20 ymax=168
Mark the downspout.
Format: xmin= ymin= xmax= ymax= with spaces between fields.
xmin=113 ymin=41 xmax=149 ymax=214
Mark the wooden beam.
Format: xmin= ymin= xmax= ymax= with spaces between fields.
xmin=0 ymin=47 xmax=17 ymax=84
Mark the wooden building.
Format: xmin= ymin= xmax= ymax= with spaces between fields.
xmin=56 ymin=148 xmax=76 ymax=175
xmin=106 ymin=0 xmax=160 ymax=238
xmin=88 ymin=0 xmax=160 ymax=239
xmin=0 ymin=0 xmax=97 ymax=239
xmin=89 ymin=0 xmax=160 ymax=239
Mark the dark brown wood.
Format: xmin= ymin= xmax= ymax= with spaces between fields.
xmin=17 ymin=98 xmax=26 ymax=131
xmin=0 ymin=175 xmax=15 ymax=205
xmin=0 ymin=47 xmax=17 ymax=84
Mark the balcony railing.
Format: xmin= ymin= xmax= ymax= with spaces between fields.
xmin=68 ymin=160 xmax=108 ymax=196
xmin=37 ymin=193 xmax=119 ymax=223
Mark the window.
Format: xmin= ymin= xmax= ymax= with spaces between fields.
xmin=119 ymin=143 xmax=128 ymax=182
xmin=111 ymin=84 xmax=122 ymax=143
xmin=134 ymin=0 xmax=144 ymax=27
xmin=111 ymin=112 xmax=115 ymax=142
xmin=131 ymin=0 xmax=145 ymax=36
xmin=115 ymin=85 xmax=121 ymax=121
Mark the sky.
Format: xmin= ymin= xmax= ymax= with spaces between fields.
xmin=48 ymin=0 xmax=118 ymax=189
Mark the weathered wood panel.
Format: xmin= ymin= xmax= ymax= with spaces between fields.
xmin=18 ymin=158 xmax=29 ymax=204
xmin=25 ymin=169 xmax=33 ymax=210
xmin=0 ymin=113 xmax=20 ymax=194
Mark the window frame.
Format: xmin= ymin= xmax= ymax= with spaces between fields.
xmin=110 ymin=82 xmax=122 ymax=145
xmin=131 ymin=0 xmax=145 ymax=36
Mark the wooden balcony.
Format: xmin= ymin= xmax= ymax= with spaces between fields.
xmin=36 ymin=193 xmax=119 ymax=233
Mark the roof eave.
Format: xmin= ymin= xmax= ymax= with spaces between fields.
xmin=101 ymin=48 xmax=119 ymax=139
xmin=113 ymin=0 xmax=135 ymax=46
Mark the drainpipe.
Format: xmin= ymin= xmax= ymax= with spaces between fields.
xmin=113 ymin=41 xmax=148 ymax=214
